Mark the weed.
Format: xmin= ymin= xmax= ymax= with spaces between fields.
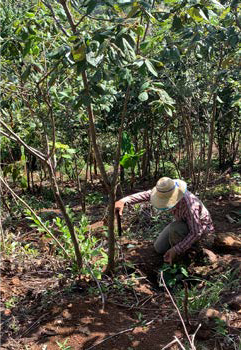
xmin=25 ymin=207 xmax=108 ymax=278
xmin=214 ymin=318 xmax=228 ymax=336
xmin=158 ymin=263 xmax=189 ymax=288
xmin=1 ymin=233 xmax=18 ymax=255
xmin=56 ymin=338 xmax=72 ymax=350
xmin=8 ymin=316 xmax=20 ymax=333
xmin=86 ymin=192 xmax=103 ymax=205
xmin=21 ymin=243 xmax=39 ymax=256
xmin=205 ymin=183 xmax=240 ymax=198
xmin=175 ymin=279 xmax=224 ymax=312
xmin=175 ymin=268 xmax=239 ymax=314
xmin=61 ymin=187 xmax=76 ymax=196
xmin=22 ymin=194 xmax=53 ymax=210
xmin=5 ymin=296 xmax=19 ymax=309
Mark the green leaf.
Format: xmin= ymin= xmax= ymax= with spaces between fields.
xmin=23 ymin=40 xmax=31 ymax=57
xmin=169 ymin=46 xmax=180 ymax=61
xmin=126 ymin=3 xmax=140 ymax=18
xmin=21 ymin=65 xmax=31 ymax=82
xmin=86 ymin=52 xmax=103 ymax=67
xmin=92 ymin=84 xmax=106 ymax=95
xmin=49 ymin=46 xmax=70 ymax=60
xmin=140 ymin=82 xmax=150 ymax=91
xmin=72 ymin=44 xmax=86 ymax=62
xmin=188 ymin=7 xmax=208 ymax=22
xmin=74 ymin=92 xmax=92 ymax=109
xmin=92 ymin=70 xmax=102 ymax=83
xmin=20 ymin=176 xmax=28 ymax=189
xmin=210 ymin=0 xmax=224 ymax=9
xmin=217 ymin=95 xmax=224 ymax=103
xmin=138 ymin=91 xmax=149 ymax=101
xmin=144 ymin=59 xmax=158 ymax=77
xmin=172 ymin=15 xmax=183 ymax=31
xmin=180 ymin=267 xmax=188 ymax=277
xmin=122 ymin=38 xmax=136 ymax=61
xmin=66 ymin=148 xmax=76 ymax=154
xmin=25 ymin=12 xmax=35 ymax=18
xmin=86 ymin=0 xmax=97 ymax=14
xmin=21 ymin=146 xmax=26 ymax=162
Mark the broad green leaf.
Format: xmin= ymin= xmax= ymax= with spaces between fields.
xmin=217 ymin=96 xmax=224 ymax=103
xmin=145 ymin=59 xmax=158 ymax=77
xmin=122 ymin=37 xmax=136 ymax=61
xmin=133 ymin=25 xmax=145 ymax=36
xmin=49 ymin=46 xmax=70 ymax=59
xmin=210 ymin=0 xmax=224 ymax=9
xmin=126 ymin=3 xmax=139 ymax=18
xmin=86 ymin=0 xmax=98 ymax=14
xmin=140 ymin=82 xmax=150 ymax=91
xmin=188 ymin=7 xmax=208 ymax=22
xmin=25 ymin=12 xmax=35 ymax=18
xmin=21 ymin=65 xmax=31 ymax=82
xmin=20 ymin=176 xmax=28 ymax=189
xmin=32 ymin=45 xmax=39 ymax=56
xmin=138 ymin=91 xmax=149 ymax=101
xmin=86 ymin=52 xmax=103 ymax=67
xmin=172 ymin=15 xmax=183 ymax=31
xmin=72 ymin=44 xmax=86 ymax=62
xmin=23 ymin=40 xmax=31 ymax=57
xmin=169 ymin=46 xmax=180 ymax=61
xmin=66 ymin=148 xmax=76 ymax=154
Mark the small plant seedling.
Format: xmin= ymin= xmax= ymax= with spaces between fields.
xmin=5 ymin=296 xmax=19 ymax=309
xmin=158 ymin=263 xmax=188 ymax=288
xmin=214 ymin=318 xmax=228 ymax=336
xmin=56 ymin=338 xmax=72 ymax=350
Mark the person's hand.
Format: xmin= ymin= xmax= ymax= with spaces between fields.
xmin=115 ymin=200 xmax=125 ymax=216
xmin=164 ymin=248 xmax=176 ymax=264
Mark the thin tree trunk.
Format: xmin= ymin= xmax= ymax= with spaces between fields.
xmin=48 ymin=164 xmax=82 ymax=268
xmin=58 ymin=0 xmax=130 ymax=273
xmin=203 ymin=93 xmax=217 ymax=193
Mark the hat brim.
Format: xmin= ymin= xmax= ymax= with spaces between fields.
xmin=150 ymin=179 xmax=187 ymax=210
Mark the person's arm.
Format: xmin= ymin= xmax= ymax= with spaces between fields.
xmin=115 ymin=190 xmax=152 ymax=216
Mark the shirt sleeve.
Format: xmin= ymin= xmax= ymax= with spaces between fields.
xmin=122 ymin=190 xmax=152 ymax=205
xmin=173 ymin=195 xmax=204 ymax=254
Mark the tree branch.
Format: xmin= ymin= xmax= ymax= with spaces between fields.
xmin=0 ymin=118 xmax=46 ymax=162
xmin=41 ymin=1 xmax=70 ymax=37
xmin=59 ymin=0 xmax=76 ymax=33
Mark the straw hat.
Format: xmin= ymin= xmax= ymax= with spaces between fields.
xmin=150 ymin=177 xmax=187 ymax=210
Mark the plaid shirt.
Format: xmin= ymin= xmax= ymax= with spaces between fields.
xmin=122 ymin=190 xmax=214 ymax=254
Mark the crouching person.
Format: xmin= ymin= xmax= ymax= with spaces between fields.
xmin=115 ymin=177 xmax=214 ymax=264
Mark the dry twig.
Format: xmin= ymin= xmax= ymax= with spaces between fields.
xmin=85 ymin=316 xmax=159 ymax=350
xmin=160 ymin=271 xmax=201 ymax=350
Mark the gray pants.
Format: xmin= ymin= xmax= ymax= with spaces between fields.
xmin=154 ymin=221 xmax=189 ymax=254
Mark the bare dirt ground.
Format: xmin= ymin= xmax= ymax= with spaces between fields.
xmin=1 ymin=190 xmax=241 ymax=350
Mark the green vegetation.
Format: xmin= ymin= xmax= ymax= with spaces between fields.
xmin=0 ymin=1 xmax=240 ymax=348
xmin=1 ymin=0 xmax=240 ymax=269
